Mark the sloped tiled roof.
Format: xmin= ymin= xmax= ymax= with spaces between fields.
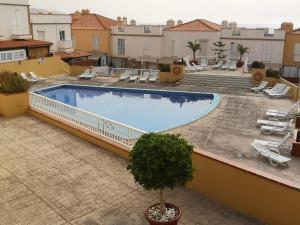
xmin=72 ymin=13 xmax=117 ymax=30
xmin=164 ymin=19 xmax=220 ymax=32
xmin=0 ymin=40 xmax=52 ymax=49
xmin=55 ymin=50 xmax=91 ymax=59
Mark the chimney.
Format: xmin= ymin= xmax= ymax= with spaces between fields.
xmin=221 ymin=20 xmax=229 ymax=29
xmin=177 ymin=19 xmax=183 ymax=26
xmin=81 ymin=9 xmax=90 ymax=14
xmin=130 ymin=19 xmax=136 ymax=26
xmin=280 ymin=22 xmax=294 ymax=33
xmin=73 ymin=11 xmax=82 ymax=20
xmin=123 ymin=17 xmax=128 ymax=25
xmin=166 ymin=19 xmax=175 ymax=28
xmin=117 ymin=16 xmax=122 ymax=26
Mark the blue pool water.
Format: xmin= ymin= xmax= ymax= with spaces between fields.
xmin=37 ymin=85 xmax=220 ymax=132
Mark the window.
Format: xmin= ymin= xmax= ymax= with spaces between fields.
xmin=37 ymin=31 xmax=45 ymax=41
xmin=294 ymin=43 xmax=300 ymax=62
xmin=0 ymin=49 xmax=26 ymax=63
xmin=118 ymin=39 xmax=125 ymax=56
xmin=144 ymin=40 xmax=151 ymax=50
xmin=118 ymin=26 xmax=125 ymax=32
xmin=144 ymin=25 xmax=151 ymax=33
xmin=171 ymin=40 xmax=175 ymax=56
xmin=59 ymin=30 xmax=65 ymax=41
xmin=92 ymin=35 xmax=100 ymax=50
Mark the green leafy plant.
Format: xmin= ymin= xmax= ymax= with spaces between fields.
xmin=237 ymin=44 xmax=249 ymax=62
xmin=159 ymin=64 xmax=171 ymax=72
xmin=127 ymin=133 xmax=194 ymax=215
xmin=187 ymin=41 xmax=201 ymax=61
xmin=212 ymin=41 xmax=227 ymax=62
xmin=266 ymin=69 xmax=281 ymax=78
xmin=251 ymin=61 xmax=265 ymax=69
xmin=0 ymin=71 xmax=30 ymax=94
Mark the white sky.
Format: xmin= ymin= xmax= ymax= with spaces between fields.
xmin=30 ymin=0 xmax=300 ymax=28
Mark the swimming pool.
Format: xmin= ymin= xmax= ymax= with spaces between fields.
xmin=35 ymin=85 xmax=220 ymax=132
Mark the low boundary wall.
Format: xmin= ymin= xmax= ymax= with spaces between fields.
xmin=29 ymin=108 xmax=300 ymax=225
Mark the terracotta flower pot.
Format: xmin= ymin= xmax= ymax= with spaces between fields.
xmin=144 ymin=203 xmax=182 ymax=225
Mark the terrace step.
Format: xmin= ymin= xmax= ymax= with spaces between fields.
xmin=180 ymin=73 xmax=253 ymax=89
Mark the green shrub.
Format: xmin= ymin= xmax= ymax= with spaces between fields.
xmin=127 ymin=133 xmax=194 ymax=215
xmin=266 ymin=69 xmax=281 ymax=78
xmin=251 ymin=61 xmax=265 ymax=69
xmin=159 ymin=64 xmax=171 ymax=72
xmin=0 ymin=71 xmax=30 ymax=94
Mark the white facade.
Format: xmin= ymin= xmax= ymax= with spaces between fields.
xmin=162 ymin=31 xmax=220 ymax=59
xmin=111 ymin=25 xmax=163 ymax=59
xmin=220 ymin=26 xmax=285 ymax=64
xmin=30 ymin=8 xmax=73 ymax=53
xmin=0 ymin=0 xmax=31 ymax=40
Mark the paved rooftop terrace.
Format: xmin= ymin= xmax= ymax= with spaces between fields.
xmin=0 ymin=116 xmax=265 ymax=225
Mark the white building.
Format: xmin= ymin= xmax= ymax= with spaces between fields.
xmin=162 ymin=19 xmax=221 ymax=60
xmin=110 ymin=17 xmax=163 ymax=68
xmin=220 ymin=21 xmax=286 ymax=66
xmin=0 ymin=0 xmax=32 ymax=40
xmin=30 ymin=8 xmax=73 ymax=53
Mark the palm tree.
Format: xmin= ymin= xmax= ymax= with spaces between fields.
xmin=187 ymin=41 xmax=201 ymax=61
xmin=237 ymin=44 xmax=249 ymax=62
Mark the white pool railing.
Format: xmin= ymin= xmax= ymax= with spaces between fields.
xmin=29 ymin=92 xmax=147 ymax=148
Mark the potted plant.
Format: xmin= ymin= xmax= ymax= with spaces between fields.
xmin=186 ymin=41 xmax=201 ymax=64
xmin=0 ymin=71 xmax=30 ymax=117
xmin=251 ymin=61 xmax=266 ymax=84
xmin=237 ymin=44 xmax=249 ymax=68
xmin=127 ymin=133 xmax=194 ymax=225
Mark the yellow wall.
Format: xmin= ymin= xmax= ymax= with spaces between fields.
xmin=29 ymin=108 xmax=300 ymax=225
xmin=160 ymin=65 xmax=185 ymax=83
xmin=189 ymin=151 xmax=300 ymax=225
xmin=283 ymin=33 xmax=300 ymax=67
xmin=0 ymin=92 xmax=28 ymax=117
xmin=73 ymin=29 xmax=111 ymax=54
xmin=0 ymin=56 xmax=70 ymax=77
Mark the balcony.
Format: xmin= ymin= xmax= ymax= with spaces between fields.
xmin=11 ymin=26 xmax=32 ymax=40
xmin=58 ymin=40 xmax=74 ymax=53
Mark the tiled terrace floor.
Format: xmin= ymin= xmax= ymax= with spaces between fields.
xmin=0 ymin=116 xmax=266 ymax=225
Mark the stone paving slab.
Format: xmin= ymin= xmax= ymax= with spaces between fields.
xmin=0 ymin=116 xmax=265 ymax=225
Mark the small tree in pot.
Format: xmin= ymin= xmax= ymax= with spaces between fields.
xmin=237 ymin=44 xmax=249 ymax=68
xmin=127 ymin=133 xmax=194 ymax=225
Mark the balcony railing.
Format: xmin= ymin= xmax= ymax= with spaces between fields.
xmin=29 ymin=92 xmax=146 ymax=148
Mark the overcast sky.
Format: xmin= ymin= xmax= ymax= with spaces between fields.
xmin=30 ymin=0 xmax=300 ymax=28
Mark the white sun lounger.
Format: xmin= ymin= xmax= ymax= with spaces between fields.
xmin=78 ymin=69 xmax=96 ymax=79
xmin=128 ymin=73 xmax=139 ymax=82
xmin=263 ymin=83 xmax=285 ymax=94
xmin=20 ymin=72 xmax=37 ymax=83
xmin=221 ymin=61 xmax=230 ymax=70
xmin=200 ymin=58 xmax=209 ymax=70
xmin=261 ymin=121 xmax=294 ymax=135
xmin=251 ymin=142 xmax=291 ymax=166
xmin=149 ymin=71 xmax=159 ymax=82
xmin=254 ymin=133 xmax=292 ymax=152
xmin=191 ymin=62 xmax=204 ymax=71
xmin=228 ymin=61 xmax=237 ymax=71
xmin=119 ymin=70 xmax=131 ymax=81
xmin=29 ymin=72 xmax=47 ymax=82
xmin=267 ymin=86 xmax=290 ymax=98
xmin=139 ymin=71 xmax=150 ymax=82
xmin=250 ymin=81 xmax=268 ymax=93
xmin=266 ymin=103 xmax=298 ymax=116
xmin=257 ymin=119 xmax=293 ymax=128
xmin=212 ymin=60 xmax=224 ymax=70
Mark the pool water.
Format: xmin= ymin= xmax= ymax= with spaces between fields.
xmin=37 ymin=85 xmax=220 ymax=132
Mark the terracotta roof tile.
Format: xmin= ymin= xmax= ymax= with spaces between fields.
xmin=164 ymin=19 xmax=220 ymax=32
xmin=0 ymin=40 xmax=52 ymax=49
xmin=72 ymin=13 xmax=117 ymax=30
xmin=55 ymin=50 xmax=91 ymax=59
